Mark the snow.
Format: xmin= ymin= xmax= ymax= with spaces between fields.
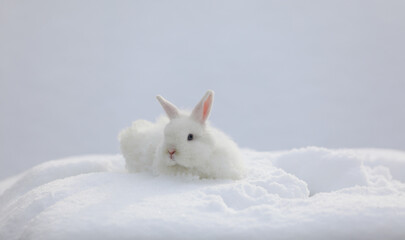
xmin=1 ymin=148 xmax=405 ymax=239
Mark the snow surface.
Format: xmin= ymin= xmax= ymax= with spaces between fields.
xmin=1 ymin=147 xmax=405 ymax=239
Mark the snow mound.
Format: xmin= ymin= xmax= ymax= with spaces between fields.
xmin=1 ymin=147 xmax=405 ymax=239
xmin=273 ymin=147 xmax=405 ymax=195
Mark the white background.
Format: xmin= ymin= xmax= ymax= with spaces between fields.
xmin=1 ymin=0 xmax=405 ymax=180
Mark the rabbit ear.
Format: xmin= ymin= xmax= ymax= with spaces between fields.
xmin=156 ymin=95 xmax=179 ymax=119
xmin=191 ymin=90 xmax=214 ymax=124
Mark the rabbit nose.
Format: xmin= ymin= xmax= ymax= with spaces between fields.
xmin=168 ymin=149 xmax=176 ymax=160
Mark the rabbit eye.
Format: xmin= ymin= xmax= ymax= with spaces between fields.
xmin=187 ymin=134 xmax=194 ymax=141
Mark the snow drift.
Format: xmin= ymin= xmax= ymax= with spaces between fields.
xmin=1 ymin=147 xmax=405 ymax=239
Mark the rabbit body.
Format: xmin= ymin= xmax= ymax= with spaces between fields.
xmin=119 ymin=117 xmax=167 ymax=173
xmin=119 ymin=91 xmax=246 ymax=179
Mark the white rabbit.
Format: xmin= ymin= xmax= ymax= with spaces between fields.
xmin=119 ymin=90 xmax=246 ymax=179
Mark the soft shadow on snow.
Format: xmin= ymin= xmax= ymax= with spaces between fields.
xmin=1 ymin=147 xmax=405 ymax=239
xmin=272 ymin=147 xmax=405 ymax=195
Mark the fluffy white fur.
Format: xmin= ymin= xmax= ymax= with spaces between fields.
xmin=118 ymin=90 xmax=246 ymax=179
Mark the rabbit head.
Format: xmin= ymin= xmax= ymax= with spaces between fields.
xmin=155 ymin=90 xmax=216 ymax=171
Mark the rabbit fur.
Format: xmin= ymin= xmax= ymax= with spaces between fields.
xmin=118 ymin=90 xmax=246 ymax=179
